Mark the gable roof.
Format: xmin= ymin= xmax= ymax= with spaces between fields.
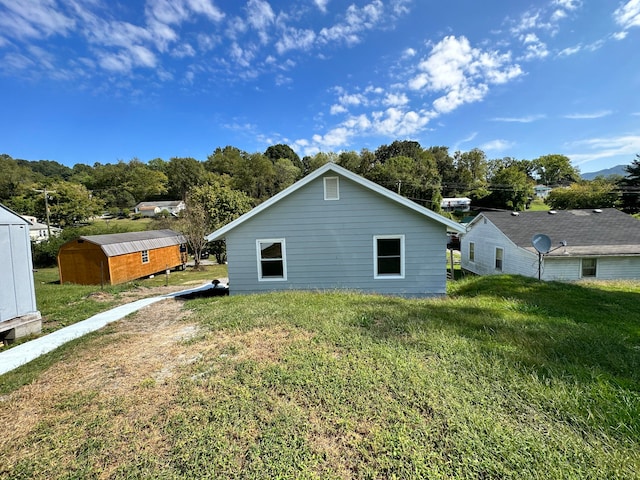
xmin=472 ymin=209 xmax=640 ymax=256
xmin=0 ymin=203 xmax=29 ymax=225
xmin=207 ymin=163 xmax=464 ymax=241
xmin=75 ymin=229 xmax=186 ymax=257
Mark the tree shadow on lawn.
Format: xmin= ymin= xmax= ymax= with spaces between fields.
xmin=354 ymin=275 xmax=640 ymax=392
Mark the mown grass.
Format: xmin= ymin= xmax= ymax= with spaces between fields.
xmin=2 ymin=275 xmax=638 ymax=479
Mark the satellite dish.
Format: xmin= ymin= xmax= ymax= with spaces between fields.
xmin=532 ymin=233 xmax=551 ymax=254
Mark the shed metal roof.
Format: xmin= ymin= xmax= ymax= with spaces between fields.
xmin=78 ymin=229 xmax=186 ymax=257
xmin=473 ymin=208 xmax=640 ymax=256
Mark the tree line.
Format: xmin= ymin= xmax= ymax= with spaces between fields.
xmin=1 ymin=143 xmax=639 ymax=235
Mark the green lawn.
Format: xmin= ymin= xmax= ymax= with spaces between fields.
xmin=2 ymin=275 xmax=639 ymax=479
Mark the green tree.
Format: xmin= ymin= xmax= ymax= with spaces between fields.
xmin=619 ymin=155 xmax=640 ymax=214
xmin=546 ymin=180 xmax=618 ymax=210
xmin=0 ymin=154 xmax=36 ymax=202
xmin=453 ymin=148 xmax=489 ymax=198
xmin=264 ymin=144 xmax=303 ymax=171
xmin=46 ymin=181 xmax=104 ymax=226
xmin=166 ymin=157 xmax=207 ymax=200
xmin=179 ymin=183 xmax=252 ymax=268
xmin=480 ymin=165 xmax=534 ymax=210
xmin=533 ymin=154 xmax=580 ymax=186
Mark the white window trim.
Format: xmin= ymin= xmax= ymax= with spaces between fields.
xmin=373 ymin=235 xmax=405 ymax=279
xmin=141 ymin=250 xmax=149 ymax=264
xmin=256 ymin=238 xmax=288 ymax=281
xmin=495 ymin=247 xmax=504 ymax=272
xmin=324 ymin=176 xmax=340 ymax=200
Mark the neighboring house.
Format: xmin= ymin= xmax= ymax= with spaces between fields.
xmin=461 ymin=208 xmax=640 ymax=281
xmin=0 ymin=204 xmax=42 ymax=342
xmin=441 ymin=197 xmax=471 ymax=212
xmin=58 ymin=229 xmax=188 ymax=285
xmin=207 ymin=163 xmax=464 ymax=297
xmin=134 ymin=200 xmax=185 ymax=217
xmin=534 ymin=185 xmax=552 ymax=199
xmin=20 ymin=214 xmax=62 ymax=243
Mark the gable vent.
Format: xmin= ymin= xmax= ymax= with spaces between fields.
xmin=324 ymin=176 xmax=339 ymax=200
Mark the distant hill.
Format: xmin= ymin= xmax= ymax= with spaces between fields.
xmin=581 ymin=164 xmax=627 ymax=180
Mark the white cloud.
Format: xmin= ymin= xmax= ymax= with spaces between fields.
xmin=564 ymin=110 xmax=612 ymax=119
xmin=481 ymin=139 xmax=515 ymax=152
xmin=557 ymin=44 xmax=582 ymax=56
xmin=383 ymin=93 xmax=409 ymax=106
xmin=409 ymin=36 xmax=522 ymax=113
xmin=614 ymin=0 xmax=640 ymax=30
xmin=314 ymin=0 xmax=330 ymax=13
xmin=566 ymin=134 xmax=640 ymax=165
xmin=330 ymin=104 xmax=347 ymax=115
xmin=275 ymin=27 xmax=316 ymax=54
xmin=0 ymin=0 xmax=75 ymax=39
xmin=245 ymin=0 xmax=275 ymax=44
xmin=492 ymin=114 xmax=545 ymax=123
xmin=318 ymin=0 xmax=384 ymax=45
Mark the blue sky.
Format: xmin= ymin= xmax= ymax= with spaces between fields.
xmin=1 ymin=0 xmax=639 ymax=174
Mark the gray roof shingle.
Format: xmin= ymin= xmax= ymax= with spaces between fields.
xmin=79 ymin=229 xmax=186 ymax=257
xmin=477 ymin=208 xmax=640 ymax=256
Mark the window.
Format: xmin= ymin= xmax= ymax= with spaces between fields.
xmin=374 ymin=235 xmax=404 ymax=279
xmin=257 ymin=239 xmax=287 ymax=281
xmin=469 ymin=242 xmax=475 ymax=262
xmin=141 ymin=250 xmax=149 ymax=263
xmin=582 ymin=258 xmax=597 ymax=277
xmin=495 ymin=247 xmax=503 ymax=271
xmin=324 ymin=176 xmax=339 ymax=200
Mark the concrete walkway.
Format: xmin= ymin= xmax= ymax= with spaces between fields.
xmin=0 ymin=282 xmax=217 ymax=376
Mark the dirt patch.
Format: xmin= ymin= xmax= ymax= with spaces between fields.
xmin=0 ymin=295 xmax=311 ymax=477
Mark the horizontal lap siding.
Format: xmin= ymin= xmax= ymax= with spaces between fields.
xmin=226 ymin=174 xmax=447 ymax=297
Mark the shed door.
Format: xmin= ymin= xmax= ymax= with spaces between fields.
xmin=0 ymin=225 xmax=19 ymax=322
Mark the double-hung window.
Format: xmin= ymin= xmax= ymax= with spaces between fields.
xmin=374 ymin=235 xmax=405 ymax=279
xmin=257 ymin=239 xmax=287 ymax=281
xmin=495 ymin=247 xmax=503 ymax=271
xmin=582 ymin=258 xmax=597 ymax=278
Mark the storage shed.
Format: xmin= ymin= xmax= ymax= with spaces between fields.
xmin=0 ymin=204 xmax=42 ymax=342
xmin=58 ymin=229 xmax=188 ymax=286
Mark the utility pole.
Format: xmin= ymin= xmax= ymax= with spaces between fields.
xmin=33 ymin=188 xmax=56 ymax=238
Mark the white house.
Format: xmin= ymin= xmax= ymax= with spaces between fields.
xmin=0 ymin=204 xmax=42 ymax=342
xmin=134 ymin=200 xmax=185 ymax=217
xmin=207 ymin=163 xmax=465 ymax=297
xmin=461 ymin=208 xmax=640 ymax=281
xmin=441 ymin=197 xmax=471 ymax=212
xmin=20 ymin=215 xmax=62 ymax=243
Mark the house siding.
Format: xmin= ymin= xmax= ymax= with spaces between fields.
xmin=462 ymin=214 xmax=640 ymax=281
xmin=461 ymin=218 xmax=539 ymax=278
xmin=225 ymin=173 xmax=448 ymax=297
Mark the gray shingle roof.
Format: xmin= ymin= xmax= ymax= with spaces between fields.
xmin=477 ymin=208 xmax=640 ymax=256
xmin=79 ymin=229 xmax=186 ymax=257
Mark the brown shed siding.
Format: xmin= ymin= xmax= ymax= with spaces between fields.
xmin=107 ymin=245 xmax=184 ymax=285
xmin=58 ymin=231 xmax=186 ymax=285
xmin=58 ymin=241 xmax=110 ymax=285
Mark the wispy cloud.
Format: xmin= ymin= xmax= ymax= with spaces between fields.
xmin=566 ymin=134 xmax=640 ymax=165
xmin=481 ymin=139 xmax=515 ymax=152
xmin=491 ymin=114 xmax=546 ymax=123
xmin=564 ymin=110 xmax=612 ymax=119
xmin=614 ymin=0 xmax=640 ymax=31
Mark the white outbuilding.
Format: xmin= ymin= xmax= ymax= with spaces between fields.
xmin=0 ymin=204 xmax=42 ymax=343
